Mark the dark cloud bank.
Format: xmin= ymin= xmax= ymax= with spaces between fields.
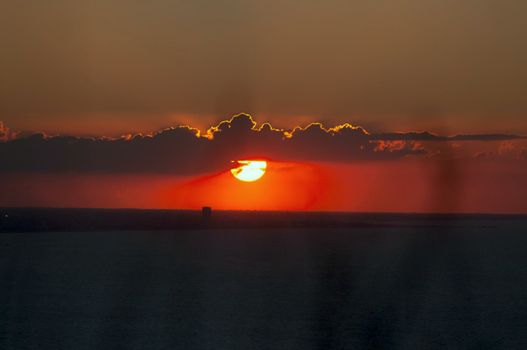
xmin=0 ymin=114 xmax=524 ymax=175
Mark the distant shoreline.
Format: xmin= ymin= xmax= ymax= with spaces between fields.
xmin=1 ymin=207 xmax=526 ymax=233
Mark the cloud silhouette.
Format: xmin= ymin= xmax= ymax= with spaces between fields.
xmin=0 ymin=114 xmax=524 ymax=175
xmin=370 ymin=131 xmax=526 ymax=141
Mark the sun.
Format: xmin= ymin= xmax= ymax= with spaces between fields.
xmin=231 ymin=160 xmax=267 ymax=182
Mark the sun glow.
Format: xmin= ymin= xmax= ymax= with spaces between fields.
xmin=230 ymin=160 xmax=267 ymax=182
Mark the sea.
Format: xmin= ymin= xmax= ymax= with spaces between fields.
xmin=1 ymin=209 xmax=527 ymax=349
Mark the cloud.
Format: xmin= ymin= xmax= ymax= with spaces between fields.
xmin=0 ymin=121 xmax=16 ymax=142
xmin=497 ymin=141 xmax=527 ymax=160
xmin=470 ymin=141 xmax=527 ymax=160
xmin=0 ymin=114 xmax=523 ymax=174
xmin=370 ymin=132 xmax=525 ymax=142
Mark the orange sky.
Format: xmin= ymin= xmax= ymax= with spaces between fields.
xmin=1 ymin=1 xmax=527 ymax=214
xmin=2 ymin=1 xmax=527 ymax=137
xmin=1 ymin=114 xmax=526 ymax=213
xmin=1 ymin=159 xmax=526 ymax=213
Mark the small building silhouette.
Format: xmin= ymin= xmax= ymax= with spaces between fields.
xmin=202 ymin=206 xmax=212 ymax=218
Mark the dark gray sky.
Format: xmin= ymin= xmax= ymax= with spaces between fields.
xmin=1 ymin=0 xmax=526 ymax=135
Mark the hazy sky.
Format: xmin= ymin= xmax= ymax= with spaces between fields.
xmin=1 ymin=0 xmax=526 ymax=135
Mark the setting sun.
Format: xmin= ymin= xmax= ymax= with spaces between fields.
xmin=230 ymin=160 xmax=267 ymax=182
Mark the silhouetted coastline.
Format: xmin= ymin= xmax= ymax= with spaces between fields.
xmin=1 ymin=207 xmax=525 ymax=233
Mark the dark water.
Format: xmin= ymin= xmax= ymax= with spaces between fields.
xmin=2 ymin=219 xmax=527 ymax=349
